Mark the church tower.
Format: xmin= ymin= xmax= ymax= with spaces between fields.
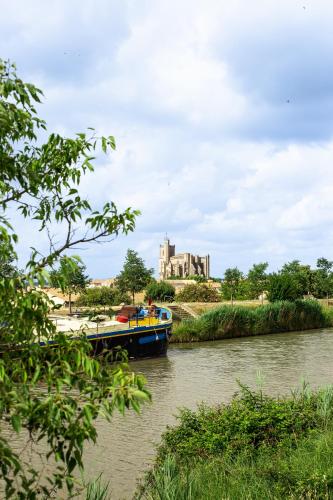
xmin=159 ymin=236 xmax=175 ymax=280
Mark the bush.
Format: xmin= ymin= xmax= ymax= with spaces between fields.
xmin=157 ymin=385 xmax=322 ymax=461
xmin=138 ymin=386 xmax=333 ymax=500
xmin=253 ymin=300 xmax=326 ymax=334
xmin=268 ymin=273 xmax=303 ymax=302
xmin=76 ymin=286 xmax=131 ymax=306
xmin=140 ymin=430 xmax=333 ymax=500
xmin=175 ymin=283 xmax=220 ymax=303
xmin=144 ymin=281 xmax=175 ymax=302
xmin=172 ymin=300 xmax=327 ymax=342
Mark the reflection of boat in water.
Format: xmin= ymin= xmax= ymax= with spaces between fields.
xmin=51 ymin=305 xmax=173 ymax=359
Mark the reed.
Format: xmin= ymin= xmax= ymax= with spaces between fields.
xmin=139 ymin=432 xmax=333 ymax=500
xmin=172 ymin=300 xmax=328 ymax=343
xmin=85 ymin=477 xmax=110 ymax=500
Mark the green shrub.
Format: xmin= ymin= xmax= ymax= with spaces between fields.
xmin=199 ymin=305 xmax=253 ymax=339
xmin=139 ymin=431 xmax=333 ymax=500
xmin=172 ymin=300 xmax=326 ymax=343
xmin=144 ymin=281 xmax=175 ymax=302
xmin=253 ymin=299 xmax=326 ymax=334
xmin=268 ymin=273 xmax=303 ymax=302
xmin=171 ymin=318 xmax=205 ymax=342
xmin=76 ymin=286 xmax=131 ymax=306
xmin=138 ymin=387 xmax=333 ymax=500
xmin=175 ymin=284 xmax=220 ymax=303
xmin=157 ymin=385 xmax=320 ymax=461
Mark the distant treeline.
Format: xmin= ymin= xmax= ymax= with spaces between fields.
xmin=219 ymin=258 xmax=333 ymax=302
xmin=68 ymin=256 xmax=333 ymax=306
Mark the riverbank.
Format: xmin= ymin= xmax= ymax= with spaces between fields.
xmin=76 ymin=328 xmax=333 ymax=498
xmin=171 ymin=299 xmax=333 ymax=343
xmin=137 ymin=384 xmax=333 ymax=499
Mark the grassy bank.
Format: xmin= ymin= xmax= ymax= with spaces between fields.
xmin=137 ymin=385 xmax=333 ymax=499
xmin=171 ymin=299 xmax=333 ymax=343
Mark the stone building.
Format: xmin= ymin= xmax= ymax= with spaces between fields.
xmin=159 ymin=238 xmax=210 ymax=280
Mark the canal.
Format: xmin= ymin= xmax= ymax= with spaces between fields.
xmin=82 ymin=328 xmax=333 ymax=499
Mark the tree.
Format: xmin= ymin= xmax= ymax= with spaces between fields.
xmin=116 ymin=249 xmax=154 ymax=303
xmin=49 ymin=255 xmax=90 ymax=313
xmin=76 ymin=286 xmax=131 ymax=307
xmin=313 ymin=257 xmax=333 ymax=301
xmin=280 ymin=260 xmax=314 ymax=296
xmin=145 ymin=281 xmax=176 ymax=302
xmin=221 ymin=267 xmax=244 ymax=304
xmin=175 ymin=283 xmax=220 ymax=302
xmin=247 ymin=262 xmax=268 ymax=303
xmin=0 ymin=240 xmax=19 ymax=279
xmin=0 ymin=60 xmax=149 ymax=497
xmin=267 ymin=273 xmax=303 ymax=302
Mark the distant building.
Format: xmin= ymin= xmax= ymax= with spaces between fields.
xmin=159 ymin=237 xmax=210 ymax=280
xmin=87 ymin=278 xmax=115 ymax=288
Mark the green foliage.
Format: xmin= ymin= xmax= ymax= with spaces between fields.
xmin=0 ymin=60 xmax=147 ymax=497
xmin=116 ymin=249 xmax=154 ymax=303
xmin=172 ymin=300 xmax=326 ymax=342
xmin=157 ymin=385 xmax=321 ymax=460
xmin=267 ymin=273 xmax=303 ymax=302
xmin=175 ymin=283 xmax=220 ymax=303
xmin=0 ymin=240 xmax=19 ymax=278
xmin=221 ymin=267 xmax=244 ymax=302
xmin=50 ymin=255 xmax=89 ymax=290
xmin=85 ymin=476 xmax=110 ymax=500
xmin=139 ymin=430 xmax=333 ymax=500
xmin=138 ymin=386 xmax=333 ymax=500
xmin=247 ymin=262 xmax=268 ymax=300
xmin=77 ymin=286 xmax=131 ymax=306
xmin=50 ymin=255 xmax=90 ymax=312
xmin=145 ymin=281 xmax=175 ymax=302
xmin=187 ymin=274 xmax=207 ymax=283
xmin=279 ymin=260 xmax=314 ymax=296
xmin=166 ymin=275 xmax=206 ymax=282
xmin=253 ymin=299 xmax=326 ymax=334
xmin=313 ymin=257 xmax=333 ymax=298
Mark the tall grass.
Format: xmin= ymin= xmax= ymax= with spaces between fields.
xmin=172 ymin=299 xmax=329 ymax=343
xmin=139 ymin=432 xmax=333 ymax=500
xmin=137 ymin=385 xmax=333 ymax=499
xmin=85 ymin=476 xmax=110 ymax=500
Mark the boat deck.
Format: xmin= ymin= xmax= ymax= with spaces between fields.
xmin=50 ymin=315 xmax=168 ymax=337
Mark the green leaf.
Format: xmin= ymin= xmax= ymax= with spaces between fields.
xmin=11 ymin=415 xmax=21 ymax=433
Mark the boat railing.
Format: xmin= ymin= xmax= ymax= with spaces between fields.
xmin=128 ymin=307 xmax=171 ymax=328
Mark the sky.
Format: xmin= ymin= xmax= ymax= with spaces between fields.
xmin=2 ymin=0 xmax=333 ymax=278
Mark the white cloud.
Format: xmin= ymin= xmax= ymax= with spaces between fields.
xmin=2 ymin=0 xmax=333 ymax=277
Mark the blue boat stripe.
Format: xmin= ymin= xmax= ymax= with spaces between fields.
xmin=138 ymin=333 xmax=166 ymax=344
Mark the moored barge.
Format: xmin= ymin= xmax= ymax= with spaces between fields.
xmin=52 ymin=305 xmax=172 ymax=359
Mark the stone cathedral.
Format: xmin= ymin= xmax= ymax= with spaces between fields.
xmin=159 ymin=237 xmax=210 ymax=280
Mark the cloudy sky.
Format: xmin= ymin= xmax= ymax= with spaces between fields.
xmin=2 ymin=0 xmax=333 ymax=278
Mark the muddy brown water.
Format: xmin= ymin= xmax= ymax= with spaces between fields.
xmin=4 ymin=328 xmax=333 ymax=498
xmin=79 ymin=328 xmax=333 ymax=499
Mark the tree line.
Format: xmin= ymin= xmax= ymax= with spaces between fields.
xmin=222 ymin=258 xmax=333 ymax=303
xmin=41 ymin=254 xmax=333 ymax=306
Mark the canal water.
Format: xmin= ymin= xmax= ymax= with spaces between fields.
xmin=82 ymin=328 xmax=333 ymax=499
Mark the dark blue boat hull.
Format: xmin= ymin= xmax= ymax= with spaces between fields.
xmin=87 ymin=323 xmax=172 ymax=359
